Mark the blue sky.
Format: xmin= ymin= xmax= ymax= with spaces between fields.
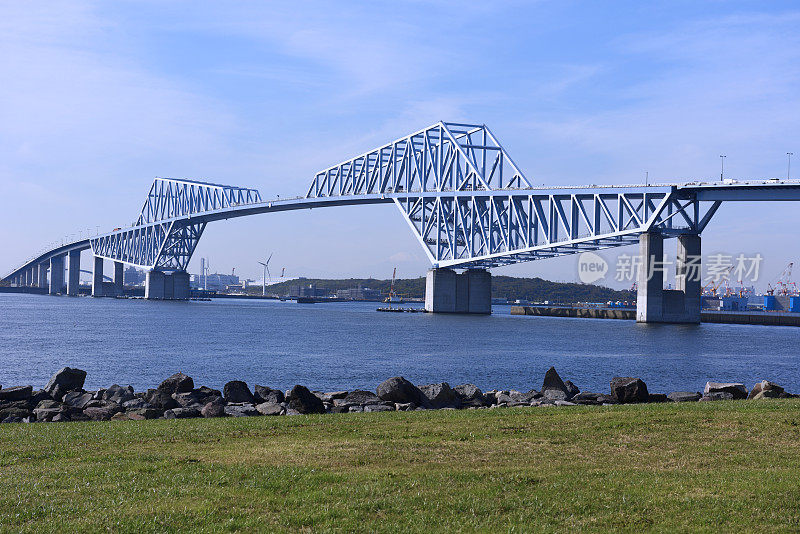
xmin=1 ymin=1 xmax=799 ymax=288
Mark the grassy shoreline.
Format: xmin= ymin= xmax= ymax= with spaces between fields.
xmin=2 ymin=401 xmax=800 ymax=532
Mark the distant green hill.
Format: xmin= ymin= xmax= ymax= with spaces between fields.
xmin=251 ymin=275 xmax=633 ymax=304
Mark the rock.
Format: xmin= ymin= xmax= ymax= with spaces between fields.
xmin=376 ymin=377 xmax=430 ymax=407
xmin=164 ymin=407 xmax=200 ymax=419
xmin=224 ymin=403 xmax=259 ymax=417
xmin=667 ymin=391 xmax=701 ymax=402
xmin=44 ymin=367 xmax=87 ymax=400
xmin=223 ymin=381 xmax=255 ymax=404
xmin=751 ymin=390 xmax=784 ymax=400
xmin=255 ymin=402 xmax=284 ymax=416
xmin=201 ymin=401 xmax=226 ymax=418
xmin=572 ymin=392 xmax=617 ymax=405
xmin=145 ymin=389 xmax=179 ymax=411
xmin=51 ymin=413 xmax=71 ymax=423
xmin=394 ymin=402 xmax=416 ymax=411
xmin=195 ymin=386 xmax=222 ymax=401
xmin=495 ymin=393 xmax=514 ymax=405
xmin=62 ymin=391 xmax=94 ymax=409
xmin=364 ymin=404 xmax=394 ymax=412
xmin=610 ymin=377 xmax=650 ymax=403
xmin=541 ymin=366 xmax=571 ymax=399
xmin=0 ymin=385 xmax=32 ymax=401
xmin=158 ymin=372 xmax=194 ymax=395
xmin=326 ymin=391 xmax=349 ymax=400
xmin=748 ymin=380 xmax=785 ymax=399
xmin=648 ymin=393 xmax=668 ymax=403
xmin=254 ymin=385 xmax=285 ymax=404
xmin=343 ymin=390 xmax=381 ymax=405
xmin=704 ymin=382 xmax=747 ymax=400
xmin=128 ymin=407 xmax=163 ymax=420
xmin=700 ymin=391 xmax=735 ymax=401
xmin=286 ymin=385 xmax=325 ymax=414
xmin=122 ymin=398 xmax=152 ymax=410
xmin=83 ymin=406 xmax=119 ymax=421
xmin=454 ymin=384 xmax=487 ymax=407
xmin=555 ymin=400 xmax=577 ymax=406
xmin=329 ymin=405 xmax=349 ymax=414
xmin=509 ymin=390 xmax=539 ymax=403
xmin=0 ymin=406 xmax=32 ymax=421
xmin=563 ymin=380 xmax=580 ymax=398
xmin=348 ymin=405 xmax=364 ymax=413
xmin=419 ymin=382 xmax=460 ymax=408
xmin=111 ymin=412 xmax=135 ymax=421
xmin=30 ymin=389 xmax=51 ymax=405
xmin=103 ymin=384 xmax=135 ymax=404
xmin=173 ymin=391 xmax=204 ymax=408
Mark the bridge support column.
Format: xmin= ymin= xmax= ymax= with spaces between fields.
xmin=49 ymin=255 xmax=65 ymax=295
xmin=145 ymin=270 xmax=190 ymax=300
xmin=114 ymin=262 xmax=124 ymax=296
xmin=37 ymin=263 xmax=48 ymax=288
xmin=425 ymin=268 xmax=491 ymax=314
xmin=636 ymin=232 xmax=701 ymax=324
xmin=92 ymin=256 xmax=104 ymax=297
xmin=67 ymin=250 xmax=81 ymax=296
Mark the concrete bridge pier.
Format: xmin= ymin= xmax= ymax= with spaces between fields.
xmin=49 ymin=255 xmax=65 ymax=295
xmin=424 ymin=268 xmax=491 ymax=314
xmin=114 ymin=261 xmax=124 ymax=296
xmin=67 ymin=250 xmax=81 ymax=296
xmin=37 ymin=263 xmax=48 ymax=288
xmin=145 ymin=270 xmax=190 ymax=300
xmin=92 ymin=256 xmax=104 ymax=297
xmin=636 ymin=232 xmax=701 ymax=324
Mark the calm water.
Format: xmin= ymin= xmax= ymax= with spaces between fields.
xmin=1 ymin=293 xmax=800 ymax=395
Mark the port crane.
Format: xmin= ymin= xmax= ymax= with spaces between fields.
xmin=767 ymin=262 xmax=798 ymax=296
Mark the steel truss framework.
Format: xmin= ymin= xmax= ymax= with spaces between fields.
xmin=21 ymin=120 xmax=800 ymax=282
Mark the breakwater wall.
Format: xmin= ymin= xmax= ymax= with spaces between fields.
xmin=511 ymin=306 xmax=800 ymax=326
xmin=0 ymin=367 xmax=795 ymax=424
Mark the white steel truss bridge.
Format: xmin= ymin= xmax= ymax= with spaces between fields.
xmin=4 ymin=121 xmax=800 ymax=287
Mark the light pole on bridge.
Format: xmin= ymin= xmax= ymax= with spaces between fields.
xmin=788 ymin=152 xmax=794 ymax=180
xmin=720 ymin=155 xmax=726 ymax=181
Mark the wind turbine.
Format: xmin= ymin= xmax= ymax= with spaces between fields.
xmin=257 ymin=252 xmax=273 ymax=296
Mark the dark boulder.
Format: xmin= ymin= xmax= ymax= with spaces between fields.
xmin=164 ymin=407 xmax=201 ymax=419
xmin=419 ymin=382 xmax=460 ymax=408
xmin=343 ymin=390 xmax=381 ymax=405
xmin=201 ymin=401 xmax=226 ymax=418
xmin=224 ymin=403 xmax=259 ymax=417
xmin=223 ymin=381 xmax=255 ymax=404
xmin=667 ymin=391 xmax=701 ymax=402
xmin=541 ymin=367 xmax=571 ymax=400
xmin=0 ymin=404 xmax=32 ymax=421
xmin=30 ymin=389 xmax=51 ymax=405
xmin=63 ymin=391 xmax=94 ymax=409
xmin=127 ymin=407 xmax=162 ymax=419
xmin=172 ymin=391 xmax=205 ymax=408
xmin=0 ymin=385 xmax=32 ymax=402
xmin=376 ymin=377 xmax=430 ymax=407
xmin=83 ymin=406 xmax=118 ymax=421
xmin=158 ymin=372 xmax=194 ymax=395
xmin=254 ymin=385 xmax=285 ymax=404
xmin=509 ymin=390 xmax=539 ymax=404
xmin=255 ymin=402 xmax=284 ymax=416
xmin=610 ymin=377 xmax=650 ymax=403
xmin=704 ymin=382 xmax=747 ymax=400
xmin=122 ymin=398 xmax=152 ymax=410
xmin=286 ymin=385 xmax=325 ymax=414
xmin=564 ymin=380 xmax=580 ymax=398
xmin=748 ymin=380 xmax=785 ymax=400
xmin=145 ymin=389 xmax=179 ymax=411
xmin=454 ymin=384 xmax=487 ymax=407
xmin=44 ymin=367 xmax=86 ymax=400
xmin=103 ymin=384 xmax=135 ymax=404
xmin=648 ymin=393 xmax=668 ymax=403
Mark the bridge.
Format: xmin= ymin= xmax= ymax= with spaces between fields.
xmin=4 ymin=121 xmax=800 ymax=322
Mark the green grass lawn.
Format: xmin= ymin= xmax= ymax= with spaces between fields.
xmin=2 ymin=401 xmax=800 ymax=533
